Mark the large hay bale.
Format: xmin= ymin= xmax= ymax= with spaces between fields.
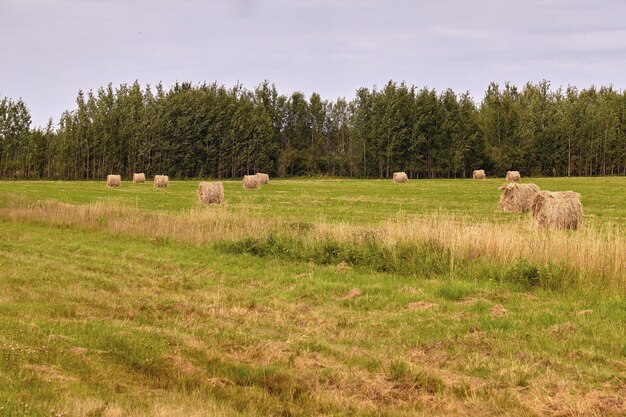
xmin=197 ymin=181 xmax=224 ymax=204
xmin=106 ymin=174 xmax=121 ymax=187
xmin=256 ymin=173 xmax=270 ymax=185
xmin=243 ymin=175 xmax=260 ymax=189
xmin=498 ymin=183 xmax=540 ymax=213
xmin=392 ymin=172 xmax=408 ymax=183
xmin=153 ymin=175 xmax=169 ymax=188
xmin=506 ymin=171 xmax=521 ymax=182
xmin=472 ymin=169 xmax=486 ymax=179
xmin=530 ymin=191 xmax=583 ymax=230
xmin=133 ymin=173 xmax=146 ymax=183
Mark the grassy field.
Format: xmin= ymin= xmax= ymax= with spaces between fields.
xmin=0 ymin=177 xmax=624 ymax=416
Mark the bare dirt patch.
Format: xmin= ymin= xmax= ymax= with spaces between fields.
xmin=406 ymin=301 xmax=437 ymax=311
xmin=336 ymin=288 xmax=362 ymax=300
xmin=490 ymin=304 xmax=508 ymax=318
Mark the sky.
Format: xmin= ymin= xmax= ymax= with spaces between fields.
xmin=1 ymin=0 xmax=626 ymax=127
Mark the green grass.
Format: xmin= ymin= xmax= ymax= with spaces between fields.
xmin=0 ymin=177 xmax=624 ymax=416
xmin=1 ymin=176 xmax=624 ymax=225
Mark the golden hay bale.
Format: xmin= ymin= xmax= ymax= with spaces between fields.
xmin=530 ymin=191 xmax=583 ymax=230
xmin=472 ymin=169 xmax=486 ymax=179
xmin=498 ymin=183 xmax=540 ymax=213
xmin=106 ymin=174 xmax=121 ymax=187
xmin=255 ymin=173 xmax=270 ymax=185
xmin=392 ymin=172 xmax=408 ymax=183
xmin=153 ymin=175 xmax=169 ymax=188
xmin=506 ymin=171 xmax=521 ymax=182
xmin=243 ymin=175 xmax=260 ymax=189
xmin=132 ymin=173 xmax=146 ymax=183
xmin=197 ymin=181 xmax=224 ymax=204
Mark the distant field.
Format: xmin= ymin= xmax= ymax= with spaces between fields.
xmin=1 ymin=176 xmax=625 ymax=225
xmin=0 ymin=177 xmax=624 ymax=416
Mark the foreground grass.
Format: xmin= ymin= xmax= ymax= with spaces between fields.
xmin=0 ymin=178 xmax=624 ymax=416
xmin=0 ymin=219 xmax=624 ymax=416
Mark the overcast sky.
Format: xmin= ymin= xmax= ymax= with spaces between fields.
xmin=1 ymin=0 xmax=626 ymax=126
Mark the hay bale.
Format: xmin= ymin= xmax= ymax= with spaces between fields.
xmin=255 ymin=173 xmax=270 ymax=185
xmin=153 ymin=175 xmax=169 ymax=188
xmin=392 ymin=172 xmax=408 ymax=183
xmin=197 ymin=181 xmax=224 ymax=204
xmin=506 ymin=171 xmax=521 ymax=182
xmin=132 ymin=173 xmax=146 ymax=183
xmin=472 ymin=169 xmax=486 ymax=179
xmin=243 ymin=175 xmax=260 ymax=189
xmin=106 ymin=174 xmax=121 ymax=187
xmin=498 ymin=183 xmax=540 ymax=213
xmin=530 ymin=191 xmax=583 ymax=230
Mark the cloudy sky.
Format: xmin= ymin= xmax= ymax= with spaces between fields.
xmin=1 ymin=0 xmax=625 ymax=126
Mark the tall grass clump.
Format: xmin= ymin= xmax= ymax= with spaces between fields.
xmin=0 ymin=196 xmax=623 ymax=293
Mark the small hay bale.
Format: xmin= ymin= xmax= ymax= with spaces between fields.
xmin=255 ymin=173 xmax=270 ymax=185
xmin=392 ymin=172 xmax=408 ymax=183
xmin=197 ymin=181 xmax=224 ymax=204
xmin=506 ymin=171 xmax=521 ymax=182
xmin=153 ymin=175 xmax=169 ymax=188
xmin=498 ymin=183 xmax=540 ymax=213
xmin=243 ymin=175 xmax=260 ymax=189
xmin=472 ymin=169 xmax=486 ymax=179
xmin=106 ymin=174 xmax=121 ymax=187
xmin=132 ymin=173 xmax=146 ymax=183
xmin=530 ymin=191 xmax=583 ymax=230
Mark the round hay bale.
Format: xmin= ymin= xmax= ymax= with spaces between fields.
xmin=498 ymin=183 xmax=540 ymax=213
xmin=243 ymin=175 xmax=260 ymax=189
xmin=132 ymin=173 xmax=146 ymax=183
xmin=255 ymin=173 xmax=270 ymax=185
xmin=530 ymin=191 xmax=583 ymax=230
xmin=106 ymin=174 xmax=121 ymax=188
xmin=472 ymin=169 xmax=486 ymax=179
xmin=153 ymin=175 xmax=169 ymax=188
xmin=506 ymin=171 xmax=521 ymax=182
xmin=197 ymin=181 xmax=224 ymax=204
xmin=392 ymin=172 xmax=408 ymax=183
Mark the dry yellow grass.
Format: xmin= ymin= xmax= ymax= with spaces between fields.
xmin=1 ymin=198 xmax=623 ymax=292
xmin=313 ymin=215 xmax=623 ymax=289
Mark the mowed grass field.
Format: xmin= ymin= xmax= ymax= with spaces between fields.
xmin=0 ymin=177 xmax=624 ymax=416
xmin=2 ymin=176 xmax=625 ymax=224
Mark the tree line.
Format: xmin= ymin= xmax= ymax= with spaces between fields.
xmin=1 ymin=80 xmax=624 ymax=179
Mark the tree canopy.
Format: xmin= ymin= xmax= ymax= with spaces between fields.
xmin=1 ymin=80 xmax=624 ymax=179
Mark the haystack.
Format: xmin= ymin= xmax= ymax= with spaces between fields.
xmin=106 ymin=174 xmax=121 ymax=187
xmin=243 ymin=175 xmax=260 ymax=189
xmin=506 ymin=171 xmax=521 ymax=182
xmin=153 ymin=175 xmax=169 ymax=188
xmin=256 ymin=173 xmax=270 ymax=185
xmin=530 ymin=191 xmax=583 ymax=230
xmin=392 ymin=172 xmax=408 ymax=183
xmin=197 ymin=181 xmax=224 ymax=204
xmin=498 ymin=183 xmax=540 ymax=213
xmin=133 ymin=173 xmax=146 ymax=183
xmin=472 ymin=169 xmax=486 ymax=179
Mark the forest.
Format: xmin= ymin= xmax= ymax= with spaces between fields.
xmin=0 ymin=80 xmax=624 ymax=179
